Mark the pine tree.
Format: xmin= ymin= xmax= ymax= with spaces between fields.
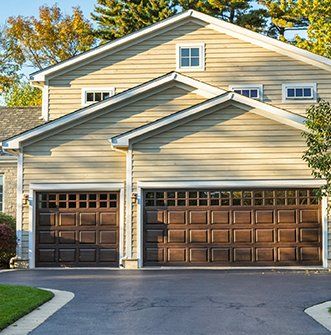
xmin=92 ymin=0 xmax=175 ymax=41
xmin=176 ymin=0 xmax=269 ymax=32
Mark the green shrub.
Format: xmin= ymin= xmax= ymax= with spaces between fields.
xmin=0 ymin=214 xmax=16 ymax=268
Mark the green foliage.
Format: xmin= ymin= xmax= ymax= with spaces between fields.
xmin=302 ymin=100 xmax=331 ymax=198
xmin=4 ymin=4 xmax=96 ymax=70
xmin=4 ymin=82 xmax=42 ymax=107
xmin=92 ymin=0 xmax=175 ymax=41
xmin=0 ymin=212 xmax=16 ymax=231
xmin=0 ymin=28 xmax=21 ymax=92
xmin=177 ymin=0 xmax=269 ymax=32
xmin=0 ymin=285 xmax=53 ymax=330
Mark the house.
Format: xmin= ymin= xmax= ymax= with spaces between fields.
xmin=1 ymin=10 xmax=330 ymax=269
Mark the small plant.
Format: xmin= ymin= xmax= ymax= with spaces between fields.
xmin=0 ymin=214 xmax=16 ymax=268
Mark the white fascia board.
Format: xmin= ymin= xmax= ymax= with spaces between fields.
xmin=31 ymin=11 xmax=193 ymax=82
xmin=191 ymin=10 xmax=331 ymax=72
xmin=111 ymin=93 xmax=233 ymax=147
xmin=3 ymin=72 xmax=226 ymax=150
xmin=232 ymin=93 xmax=307 ymax=131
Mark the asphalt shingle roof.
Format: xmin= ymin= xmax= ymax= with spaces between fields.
xmin=0 ymin=107 xmax=43 ymax=142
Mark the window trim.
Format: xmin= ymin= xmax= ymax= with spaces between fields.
xmin=282 ymin=83 xmax=317 ymax=103
xmin=81 ymin=87 xmax=115 ymax=106
xmin=176 ymin=43 xmax=205 ymax=71
xmin=229 ymin=84 xmax=264 ymax=101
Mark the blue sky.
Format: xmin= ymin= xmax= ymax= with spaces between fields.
xmin=0 ymin=0 xmax=95 ymax=25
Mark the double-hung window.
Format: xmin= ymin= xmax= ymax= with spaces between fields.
xmin=0 ymin=175 xmax=3 ymax=212
xmin=82 ymin=87 xmax=115 ymax=106
xmin=282 ymin=83 xmax=317 ymax=102
xmin=230 ymin=85 xmax=263 ymax=100
xmin=176 ymin=43 xmax=205 ymax=71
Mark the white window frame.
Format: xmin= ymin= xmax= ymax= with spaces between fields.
xmin=176 ymin=43 xmax=205 ymax=71
xmin=229 ymin=84 xmax=264 ymax=101
xmin=0 ymin=175 xmax=3 ymax=212
xmin=282 ymin=83 xmax=317 ymax=103
xmin=81 ymin=87 xmax=115 ymax=106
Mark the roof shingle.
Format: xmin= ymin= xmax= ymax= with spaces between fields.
xmin=0 ymin=107 xmax=44 ymax=142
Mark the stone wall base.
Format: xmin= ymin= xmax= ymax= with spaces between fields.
xmin=10 ymin=258 xmax=29 ymax=269
xmin=123 ymin=259 xmax=139 ymax=269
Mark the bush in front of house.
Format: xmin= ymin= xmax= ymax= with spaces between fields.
xmin=0 ymin=213 xmax=16 ymax=268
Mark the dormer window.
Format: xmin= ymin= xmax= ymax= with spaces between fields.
xmin=282 ymin=83 xmax=317 ymax=102
xmin=176 ymin=43 xmax=205 ymax=71
xmin=82 ymin=87 xmax=115 ymax=106
xmin=230 ymin=84 xmax=263 ymax=100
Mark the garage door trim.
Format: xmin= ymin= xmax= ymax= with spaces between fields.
xmin=29 ymin=183 xmax=124 ymax=268
xmin=136 ymin=180 xmax=328 ymax=268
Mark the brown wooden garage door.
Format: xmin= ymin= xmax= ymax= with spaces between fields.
xmin=143 ymin=189 xmax=322 ymax=266
xmin=36 ymin=192 xmax=119 ymax=267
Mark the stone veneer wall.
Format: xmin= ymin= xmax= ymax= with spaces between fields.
xmin=0 ymin=160 xmax=17 ymax=217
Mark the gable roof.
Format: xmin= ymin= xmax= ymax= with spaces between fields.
xmin=30 ymin=9 xmax=331 ymax=82
xmin=0 ymin=107 xmax=43 ymax=143
xmin=110 ymin=92 xmax=307 ymax=149
xmin=2 ymin=72 xmax=225 ymax=150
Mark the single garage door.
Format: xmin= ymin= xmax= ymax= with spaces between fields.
xmin=143 ymin=189 xmax=322 ymax=266
xmin=36 ymin=191 xmax=119 ymax=267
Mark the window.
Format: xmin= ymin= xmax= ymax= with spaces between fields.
xmin=229 ymin=85 xmax=263 ymax=100
xmin=0 ymin=175 xmax=3 ymax=212
xmin=176 ymin=43 xmax=205 ymax=71
xmin=82 ymin=87 xmax=115 ymax=106
xmin=282 ymin=83 xmax=317 ymax=102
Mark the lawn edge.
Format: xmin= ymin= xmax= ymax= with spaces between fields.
xmin=304 ymin=300 xmax=331 ymax=332
xmin=0 ymin=288 xmax=74 ymax=335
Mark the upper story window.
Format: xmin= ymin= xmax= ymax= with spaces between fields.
xmin=0 ymin=175 xmax=3 ymax=212
xmin=82 ymin=87 xmax=115 ymax=106
xmin=176 ymin=43 xmax=205 ymax=71
xmin=229 ymin=84 xmax=263 ymax=100
xmin=282 ymin=83 xmax=317 ymax=103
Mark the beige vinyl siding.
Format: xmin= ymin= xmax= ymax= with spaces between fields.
xmin=130 ymin=103 xmax=315 ymax=257
xmin=48 ymin=18 xmax=331 ymax=119
xmin=19 ymin=85 xmax=205 ymax=259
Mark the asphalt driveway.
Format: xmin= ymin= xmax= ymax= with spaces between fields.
xmin=0 ymin=269 xmax=330 ymax=335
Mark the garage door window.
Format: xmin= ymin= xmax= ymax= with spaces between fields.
xmin=144 ymin=189 xmax=319 ymax=207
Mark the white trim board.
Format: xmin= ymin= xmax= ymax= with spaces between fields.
xmin=2 ymin=72 xmax=225 ymax=150
xmin=28 ymin=182 xmax=125 ymax=269
xmin=111 ymin=92 xmax=307 ymax=148
xmin=30 ymin=9 xmax=331 ymax=82
xmin=136 ymin=179 xmax=328 ymax=268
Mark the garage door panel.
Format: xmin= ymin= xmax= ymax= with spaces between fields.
xmin=79 ymin=213 xmax=97 ymax=226
xmin=36 ymin=191 xmax=119 ymax=267
xmin=59 ymin=213 xmax=76 ymax=226
xmin=211 ymin=211 xmax=230 ymax=224
xmin=58 ymin=231 xmax=76 ymax=244
xmin=143 ymin=189 xmax=322 ymax=266
xmin=255 ymin=210 xmax=274 ymax=224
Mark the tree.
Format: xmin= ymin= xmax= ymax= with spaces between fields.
xmin=295 ymin=0 xmax=331 ymax=58
xmin=302 ymin=100 xmax=331 ymax=198
xmin=5 ymin=4 xmax=96 ymax=70
xmin=259 ymin=0 xmax=305 ymax=39
xmin=177 ymin=0 xmax=269 ymax=32
xmin=0 ymin=28 xmax=21 ymax=92
xmin=92 ymin=0 xmax=175 ymax=41
xmin=3 ymin=82 xmax=42 ymax=107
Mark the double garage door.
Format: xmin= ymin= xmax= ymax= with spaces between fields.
xmin=143 ymin=188 xmax=322 ymax=266
xmin=36 ymin=188 xmax=322 ymax=267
